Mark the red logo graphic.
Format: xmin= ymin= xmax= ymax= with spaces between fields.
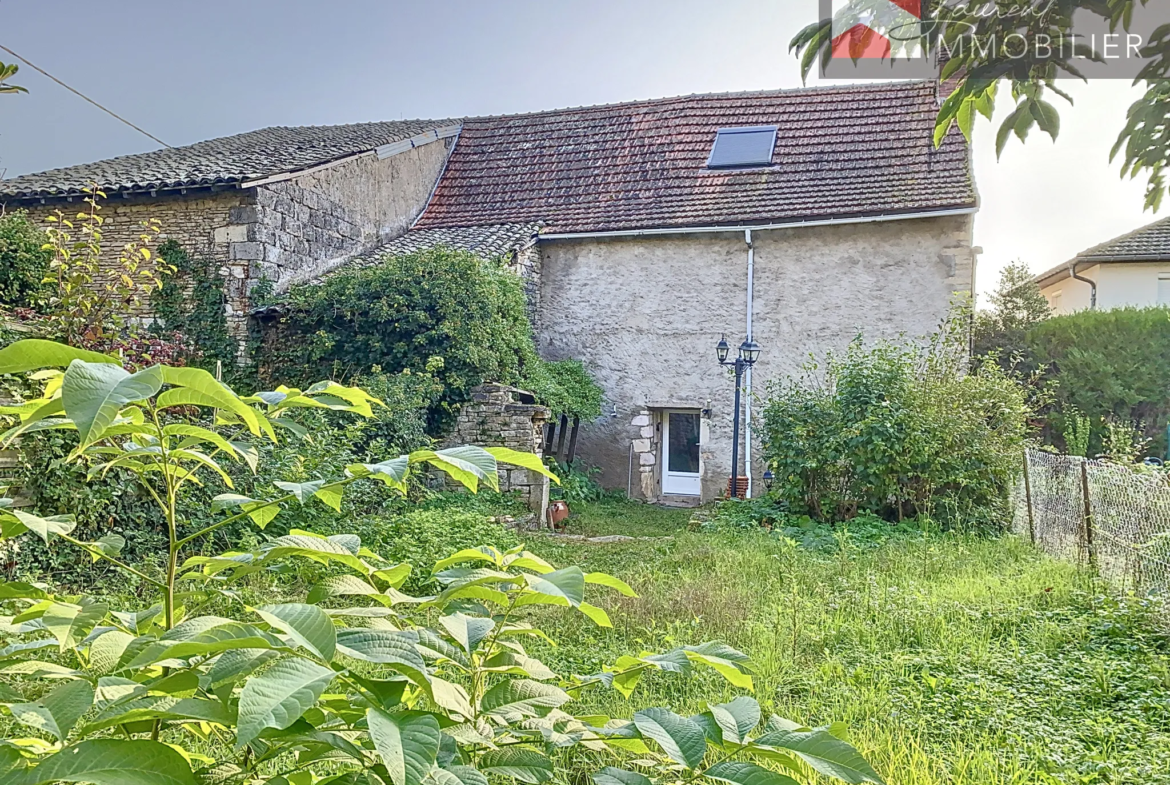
xmin=831 ymin=0 xmax=923 ymax=60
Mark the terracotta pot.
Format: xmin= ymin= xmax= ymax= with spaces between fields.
xmin=549 ymin=500 xmax=570 ymax=528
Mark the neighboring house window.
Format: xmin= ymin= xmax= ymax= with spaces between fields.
xmin=1050 ymin=292 xmax=1062 ymax=313
xmin=707 ymin=126 xmax=778 ymax=169
xmin=1159 ymin=275 xmax=1170 ymax=306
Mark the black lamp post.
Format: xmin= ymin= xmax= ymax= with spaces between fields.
xmin=716 ymin=334 xmax=761 ymax=498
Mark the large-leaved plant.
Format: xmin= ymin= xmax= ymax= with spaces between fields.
xmin=0 ymin=340 xmax=881 ymax=785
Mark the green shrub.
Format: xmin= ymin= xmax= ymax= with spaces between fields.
xmin=521 ymin=358 xmax=603 ymax=420
xmin=0 ymin=209 xmax=50 ymax=307
xmin=761 ymin=321 xmax=1030 ymax=529
xmin=257 ymin=246 xmax=602 ymax=429
xmin=1025 ymin=307 xmax=1170 ymax=456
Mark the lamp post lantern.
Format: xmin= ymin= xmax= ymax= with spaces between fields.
xmin=715 ymin=334 xmax=761 ymax=498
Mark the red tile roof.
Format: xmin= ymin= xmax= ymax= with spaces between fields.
xmin=414 ymin=81 xmax=975 ymax=235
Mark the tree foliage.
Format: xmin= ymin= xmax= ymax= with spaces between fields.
xmin=0 ymin=210 xmax=51 ymax=308
xmin=258 ymin=246 xmax=602 ymax=426
xmin=762 ymin=320 xmax=1030 ymax=528
xmin=0 ymin=340 xmax=878 ymax=785
xmin=791 ymin=0 xmax=1170 ymax=211
xmin=972 ymin=261 xmax=1051 ymax=371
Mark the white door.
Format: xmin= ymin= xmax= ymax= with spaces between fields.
xmin=662 ymin=410 xmax=701 ymax=496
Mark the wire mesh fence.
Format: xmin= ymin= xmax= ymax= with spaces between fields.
xmin=1013 ymin=449 xmax=1170 ymax=626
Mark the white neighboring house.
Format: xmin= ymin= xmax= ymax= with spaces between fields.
xmin=1036 ymin=216 xmax=1170 ymax=313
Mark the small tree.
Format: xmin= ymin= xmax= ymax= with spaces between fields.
xmin=972 ymin=261 xmax=1050 ymax=370
xmin=0 ymin=339 xmax=882 ymax=785
xmin=40 ymin=187 xmax=167 ymax=346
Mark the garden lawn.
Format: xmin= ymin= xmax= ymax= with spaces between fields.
xmin=528 ymin=501 xmax=1170 ymax=785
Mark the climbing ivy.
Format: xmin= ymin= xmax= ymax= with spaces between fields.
xmin=150 ymin=239 xmax=236 ymax=371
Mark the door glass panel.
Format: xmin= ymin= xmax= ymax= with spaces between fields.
xmin=667 ymin=413 xmax=700 ymax=474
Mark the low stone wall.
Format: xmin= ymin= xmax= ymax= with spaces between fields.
xmin=444 ymin=384 xmax=551 ymax=523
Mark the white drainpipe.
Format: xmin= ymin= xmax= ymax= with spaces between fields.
xmin=744 ymin=229 xmax=754 ymax=498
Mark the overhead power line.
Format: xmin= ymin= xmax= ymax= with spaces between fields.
xmin=0 ymin=42 xmax=172 ymax=149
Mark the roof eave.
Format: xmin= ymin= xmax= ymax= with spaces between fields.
xmin=538 ymin=205 xmax=978 ymax=240
xmin=1033 ymin=254 xmax=1170 ymax=287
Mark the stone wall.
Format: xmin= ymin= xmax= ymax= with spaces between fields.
xmin=240 ymin=139 xmax=455 ymax=290
xmin=536 ymin=214 xmax=978 ymax=503
xmin=19 ymin=191 xmax=252 ymax=325
xmin=443 ymin=384 xmax=551 ymax=522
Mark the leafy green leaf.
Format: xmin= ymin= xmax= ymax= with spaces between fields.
xmin=81 ymin=696 xmax=234 ymax=734
xmin=43 ymin=599 xmax=107 ymax=651
xmin=88 ymin=630 xmax=135 ymax=675
xmin=632 ymin=707 xmax=707 ymax=769
xmin=479 ymin=748 xmax=554 ymax=784
xmin=256 ymin=603 xmax=336 ymax=661
xmin=274 ymin=480 xmax=327 ymax=505
xmin=236 ymin=655 xmax=336 ymax=749
xmin=9 ymin=678 xmax=94 ymax=740
xmin=584 ymin=572 xmax=636 ymax=597
xmin=411 ymin=446 xmax=498 ymax=492
xmin=593 ymin=767 xmax=653 ymax=785
xmin=335 ymin=630 xmax=429 ymax=687
xmin=6 ymin=510 xmax=76 ymax=544
xmin=367 ymin=709 xmax=441 ymax=785
xmin=704 ymin=761 xmax=799 ymax=785
xmin=480 ymin=679 xmax=570 ymax=721
xmin=523 ymin=566 xmax=584 ymax=607
xmin=483 ymin=447 xmax=560 ymax=484
xmin=12 ymin=739 xmax=195 ymax=785
xmin=753 ymin=728 xmax=884 ymax=784
xmin=0 ymin=339 xmax=117 ymax=375
xmin=438 ymin=612 xmax=495 ymax=654
xmin=62 ymin=361 xmax=163 ymax=448
xmin=577 ymin=602 xmax=611 ymax=628
xmin=709 ymin=696 xmax=760 ymax=744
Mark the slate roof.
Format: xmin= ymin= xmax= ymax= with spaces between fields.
xmin=1034 ymin=216 xmax=1170 ymax=287
xmin=0 ymin=120 xmax=456 ymax=200
xmin=1077 ymin=216 xmax=1170 ymax=261
xmin=316 ymin=223 xmax=540 ymax=282
xmin=414 ymin=81 xmax=975 ymax=234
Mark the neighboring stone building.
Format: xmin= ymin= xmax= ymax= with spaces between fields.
xmin=4 ymin=80 xmax=978 ymax=503
xmin=1035 ymin=216 xmax=1170 ymax=313
xmin=1 ymin=121 xmax=459 ymax=343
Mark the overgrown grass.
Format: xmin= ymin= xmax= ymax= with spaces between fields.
xmin=531 ymin=501 xmax=1170 ymax=785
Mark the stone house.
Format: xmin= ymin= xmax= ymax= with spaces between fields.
xmin=2 ymin=80 xmax=978 ymax=503
xmin=1 ymin=121 xmax=461 ymax=343
xmin=1036 ymin=216 xmax=1170 ymax=313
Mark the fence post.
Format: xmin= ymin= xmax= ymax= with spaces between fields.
xmin=1080 ymin=460 xmax=1098 ymax=572
xmin=1022 ymin=450 xmax=1036 ymax=545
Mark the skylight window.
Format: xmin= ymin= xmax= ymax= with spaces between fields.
xmin=706 ymin=126 xmax=778 ymax=169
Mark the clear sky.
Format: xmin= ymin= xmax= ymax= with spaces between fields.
xmin=0 ymin=0 xmax=1154 ymax=300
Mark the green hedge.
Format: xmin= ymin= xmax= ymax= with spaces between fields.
xmin=1025 ymin=307 xmax=1170 ymax=455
